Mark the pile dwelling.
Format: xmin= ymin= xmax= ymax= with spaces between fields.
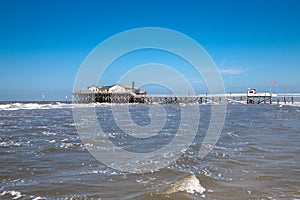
xmin=73 ymin=82 xmax=146 ymax=103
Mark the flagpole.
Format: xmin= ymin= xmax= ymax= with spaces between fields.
xmin=270 ymin=81 xmax=276 ymax=94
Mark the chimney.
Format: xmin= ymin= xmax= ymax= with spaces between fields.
xmin=132 ymin=81 xmax=135 ymax=92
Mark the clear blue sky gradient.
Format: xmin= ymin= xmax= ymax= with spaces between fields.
xmin=0 ymin=0 xmax=299 ymax=101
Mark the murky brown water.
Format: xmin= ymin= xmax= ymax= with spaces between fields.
xmin=1 ymin=103 xmax=299 ymax=199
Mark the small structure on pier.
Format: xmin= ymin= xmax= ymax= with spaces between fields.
xmin=247 ymin=88 xmax=256 ymax=95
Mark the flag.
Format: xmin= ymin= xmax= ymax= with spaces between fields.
xmin=270 ymin=81 xmax=276 ymax=84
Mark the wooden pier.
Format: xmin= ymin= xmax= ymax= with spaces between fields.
xmin=142 ymin=93 xmax=300 ymax=104
xmin=73 ymin=91 xmax=300 ymax=105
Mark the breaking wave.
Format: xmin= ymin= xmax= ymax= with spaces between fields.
xmin=161 ymin=173 xmax=205 ymax=195
xmin=0 ymin=102 xmax=73 ymax=111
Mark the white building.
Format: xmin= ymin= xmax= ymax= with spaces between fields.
xmin=88 ymin=85 xmax=100 ymax=92
xmin=109 ymin=84 xmax=141 ymax=94
xmin=88 ymin=84 xmax=145 ymax=95
xmin=88 ymin=85 xmax=110 ymax=93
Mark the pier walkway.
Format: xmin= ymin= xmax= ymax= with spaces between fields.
xmin=141 ymin=93 xmax=300 ymax=104
xmin=73 ymin=91 xmax=300 ymax=104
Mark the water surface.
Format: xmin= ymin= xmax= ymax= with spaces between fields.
xmin=1 ymin=103 xmax=299 ymax=199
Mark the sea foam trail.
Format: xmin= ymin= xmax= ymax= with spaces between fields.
xmin=161 ymin=173 xmax=205 ymax=195
xmin=0 ymin=190 xmax=22 ymax=199
xmin=1 ymin=102 xmax=299 ymax=111
xmin=0 ymin=102 xmax=114 ymax=111
xmin=278 ymin=102 xmax=300 ymax=107
xmin=0 ymin=102 xmax=75 ymax=111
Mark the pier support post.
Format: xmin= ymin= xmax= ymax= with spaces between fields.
xmin=200 ymin=97 xmax=203 ymax=104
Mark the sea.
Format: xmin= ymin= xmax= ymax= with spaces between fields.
xmin=0 ymin=102 xmax=299 ymax=200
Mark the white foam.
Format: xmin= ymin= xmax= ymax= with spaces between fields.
xmin=42 ymin=131 xmax=57 ymax=136
xmin=32 ymin=197 xmax=46 ymax=200
xmin=0 ymin=190 xmax=22 ymax=199
xmin=278 ymin=102 xmax=300 ymax=107
xmin=0 ymin=103 xmax=75 ymax=111
xmin=163 ymin=173 xmax=206 ymax=194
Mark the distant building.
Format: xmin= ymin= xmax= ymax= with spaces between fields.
xmin=87 ymin=84 xmax=145 ymax=95
xmin=88 ymin=85 xmax=99 ymax=92
xmin=108 ymin=84 xmax=145 ymax=95
xmin=109 ymin=84 xmax=134 ymax=93
xmin=88 ymin=85 xmax=110 ymax=93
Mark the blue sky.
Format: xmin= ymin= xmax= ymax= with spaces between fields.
xmin=0 ymin=0 xmax=299 ymax=101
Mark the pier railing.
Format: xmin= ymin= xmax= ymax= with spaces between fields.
xmin=142 ymin=93 xmax=300 ymax=104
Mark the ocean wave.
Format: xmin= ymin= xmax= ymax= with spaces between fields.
xmin=0 ymin=190 xmax=23 ymax=199
xmin=0 ymin=103 xmax=72 ymax=111
xmin=0 ymin=102 xmax=120 ymax=111
xmin=0 ymin=190 xmax=46 ymax=200
xmin=160 ymin=173 xmax=205 ymax=195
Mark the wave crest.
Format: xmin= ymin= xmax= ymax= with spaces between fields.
xmin=162 ymin=173 xmax=205 ymax=194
